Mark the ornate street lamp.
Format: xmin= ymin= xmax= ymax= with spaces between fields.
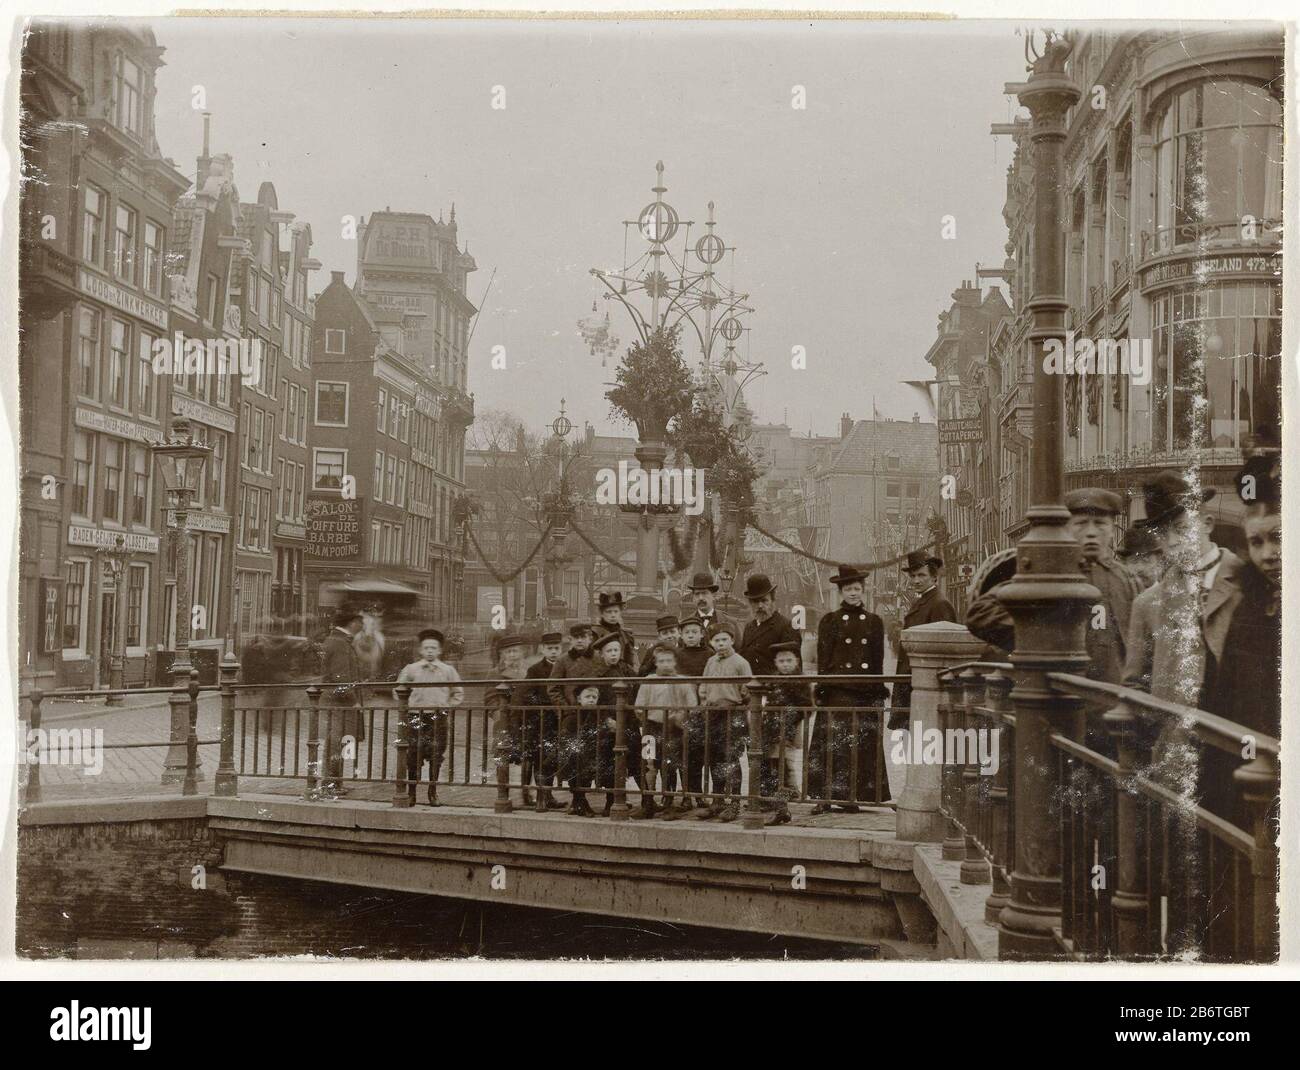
xmin=98 ymin=534 xmax=132 ymax=705
xmin=150 ymin=417 xmax=212 ymax=786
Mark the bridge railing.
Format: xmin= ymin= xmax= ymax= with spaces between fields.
xmin=229 ymin=671 xmax=910 ymax=821
xmin=22 ymin=668 xmax=224 ymax=802
xmin=935 ymin=661 xmax=1280 ymax=962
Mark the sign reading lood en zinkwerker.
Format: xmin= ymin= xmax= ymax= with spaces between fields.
xmin=305 ymin=496 xmax=364 ymax=560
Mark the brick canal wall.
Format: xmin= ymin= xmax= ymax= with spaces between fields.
xmin=17 ymin=798 xmax=884 ymax=959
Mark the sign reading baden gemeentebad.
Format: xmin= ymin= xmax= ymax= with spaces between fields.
xmin=305 ymin=497 xmax=363 ymax=560
xmin=938 ymin=418 xmax=983 ymax=445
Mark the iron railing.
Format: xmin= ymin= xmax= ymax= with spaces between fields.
xmin=936 ymin=662 xmax=1279 ymax=962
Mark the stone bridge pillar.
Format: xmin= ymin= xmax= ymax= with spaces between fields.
xmin=894 ymin=621 xmax=988 ymax=843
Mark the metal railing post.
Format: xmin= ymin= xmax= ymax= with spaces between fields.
xmin=610 ymin=681 xmax=630 ymax=821
xmin=183 ymin=668 xmax=201 ymax=796
xmin=392 ymin=683 xmax=413 ymax=808
xmin=304 ymin=685 xmax=322 ymax=800
xmin=742 ymin=680 xmax=767 ymax=830
xmin=984 ymin=671 xmax=1014 ymax=924
xmin=940 ymin=672 xmax=965 ymax=862
xmin=23 ymin=690 xmax=43 ymax=805
xmin=493 ymin=682 xmax=513 ymax=814
xmin=960 ymin=668 xmax=991 ymax=885
xmin=1235 ymin=749 xmax=1280 ymax=961
xmin=215 ymin=651 xmax=240 ymax=797
xmin=1104 ymin=699 xmax=1149 ymax=956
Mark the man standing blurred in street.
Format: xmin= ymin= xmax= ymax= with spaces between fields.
xmin=320 ymin=607 xmax=363 ymax=797
xmin=890 ymin=550 xmax=956 ymax=729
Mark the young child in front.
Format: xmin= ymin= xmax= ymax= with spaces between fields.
xmin=696 ymin=623 xmax=752 ymax=822
xmin=395 ymin=628 xmax=464 ymax=806
xmin=591 ymin=631 xmax=641 ymax=817
xmin=632 ymin=644 xmax=698 ymax=820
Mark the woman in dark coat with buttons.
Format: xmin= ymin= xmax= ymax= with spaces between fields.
xmin=808 ymin=565 xmax=890 ymax=811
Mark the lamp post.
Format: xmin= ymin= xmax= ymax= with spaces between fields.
xmin=151 ymin=417 xmax=212 ymax=785
xmin=993 ymin=30 xmax=1099 ymax=960
xmin=98 ymin=534 xmax=132 ymax=705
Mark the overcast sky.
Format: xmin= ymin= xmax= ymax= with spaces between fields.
xmin=152 ymin=17 xmax=1026 ymax=439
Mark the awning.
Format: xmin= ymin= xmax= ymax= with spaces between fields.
xmin=328 ymin=579 xmax=422 ymax=597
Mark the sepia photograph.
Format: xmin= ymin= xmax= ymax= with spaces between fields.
xmin=1 ymin=3 xmax=1293 ymax=992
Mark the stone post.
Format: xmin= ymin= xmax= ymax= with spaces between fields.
xmin=895 ymin=621 xmax=988 ymax=843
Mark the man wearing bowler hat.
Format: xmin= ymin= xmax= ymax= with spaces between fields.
xmin=738 ymin=575 xmax=800 ymax=813
xmin=891 ymin=549 xmax=956 ymax=726
xmin=1123 ymin=471 xmax=1242 ymax=711
xmin=686 ymin=571 xmax=727 ymax=634
xmin=810 ymin=564 xmax=890 ymax=812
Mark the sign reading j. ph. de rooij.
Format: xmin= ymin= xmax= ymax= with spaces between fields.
xmin=938 ymin=418 xmax=983 ymax=445
xmin=305 ymin=497 xmax=363 ymax=561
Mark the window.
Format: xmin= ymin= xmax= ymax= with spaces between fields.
xmin=886 ymin=482 xmax=900 ymax=499
xmin=142 ymin=221 xmax=163 ymax=294
xmin=130 ymin=445 xmax=149 ymax=525
xmin=370 ymin=522 xmax=381 ymax=563
xmin=71 ymin=431 xmax=94 ymax=516
xmin=325 ymin=329 xmax=346 ymax=354
xmin=62 ymin=561 xmax=87 ymax=650
xmin=209 ymin=433 xmax=227 ymax=507
xmin=216 ymin=346 xmax=231 ymax=406
xmin=258 ymin=276 xmax=271 ymax=324
xmin=108 ymin=319 xmax=129 ymax=407
xmin=296 ymin=385 xmax=307 ymax=443
xmin=247 ymin=267 xmax=259 ymax=315
xmin=1152 ymin=80 xmax=1283 ymax=255
xmin=101 ymin=438 xmax=124 ymax=522
xmin=77 ymin=308 xmax=99 ymax=397
xmin=374 ymin=452 xmax=385 ymax=502
xmin=388 ymin=395 xmax=399 ymax=437
xmin=315 ymin=382 xmax=349 ymax=426
xmin=905 ymin=482 xmax=921 ymax=499
xmin=240 ymin=402 xmax=251 ymax=468
xmin=251 ymin=408 xmax=264 ymax=469
xmin=376 ymin=388 xmax=387 ymax=432
xmin=115 ymin=54 xmax=144 ymax=136
xmin=885 ymin=453 xmax=901 ymax=471
xmin=313 ymin=448 xmax=346 ymax=490
xmin=295 ymin=463 xmax=305 ymax=521
xmin=261 ymin=231 xmax=273 ymax=268
xmin=397 ymin=460 xmax=407 ymax=508
xmin=126 ymin=565 xmax=147 ymax=647
xmin=279 ymin=379 xmax=289 ymax=439
xmin=205 ymin=272 xmax=220 ymax=325
xmin=284 ymin=384 xmax=296 ymax=442
xmin=242 ymin=486 xmax=262 ymax=547
xmin=385 ymin=455 xmax=397 ymax=504
xmin=82 ymin=185 xmax=105 ymax=265
xmin=137 ymin=331 xmax=157 ymax=417
xmin=277 ymin=459 xmax=288 ymax=519
xmin=271 ymin=288 xmax=281 ymax=326
xmin=266 ymin=346 xmax=280 ymax=399
xmin=113 ymin=204 xmax=136 ymax=283
xmin=41 ymin=578 xmax=62 ymax=654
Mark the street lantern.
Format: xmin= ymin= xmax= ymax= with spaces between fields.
xmin=98 ymin=534 xmax=132 ymax=705
xmin=149 ymin=417 xmax=211 ymax=788
xmin=151 ymin=418 xmax=211 ymax=499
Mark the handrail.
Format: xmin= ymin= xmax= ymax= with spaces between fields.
xmin=1045 ymin=671 xmax=1279 ymax=757
xmin=937 ymin=660 xmax=1013 ymax=681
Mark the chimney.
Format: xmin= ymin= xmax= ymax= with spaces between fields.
xmin=585 ymin=421 xmax=595 ymax=448
xmin=913 ymin=412 xmax=920 ymax=423
xmin=330 ymin=270 xmax=345 ymax=285
xmin=840 ymin=412 xmax=853 ymax=440
xmin=196 ymin=111 xmax=213 ymax=186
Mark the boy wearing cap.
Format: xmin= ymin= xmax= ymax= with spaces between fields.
xmin=549 ymin=624 xmax=600 ymax=814
xmin=632 ymin=644 xmax=699 ymax=819
xmin=522 ymin=631 xmax=565 ymax=810
xmin=675 ymin=616 xmax=711 ymax=811
xmin=489 ymin=636 xmax=533 ymax=807
xmin=967 ymin=487 xmax=1143 ymax=686
xmin=637 ymin=615 xmax=681 ymax=677
xmin=764 ymin=640 xmax=810 ymax=823
xmin=696 ymin=622 xmax=752 ymax=822
xmin=396 ymin=629 xmax=464 ymax=806
xmin=591 ymin=631 xmax=642 ymax=817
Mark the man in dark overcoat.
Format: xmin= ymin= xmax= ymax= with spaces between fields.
xmin=320 ymin=606 xmax=364 ymax=797
xmin=890 ymin=550 xmax=957 ymax=727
